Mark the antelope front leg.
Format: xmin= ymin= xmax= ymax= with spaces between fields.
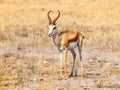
xmin=63 ymin=48 xmax=68 ymax=79
xmin=59 ymin=50 xmax=63 ymax=79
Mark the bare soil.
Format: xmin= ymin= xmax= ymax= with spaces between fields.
xmin=0 ymin=45 xmax=120 ymax=90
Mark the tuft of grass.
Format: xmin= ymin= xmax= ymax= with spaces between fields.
xmin=15 ymin=29 xmax=28 ymax=37
xmin=0 ymin=30 xmax=6 ymax=41
xmin=17 ymin=42 xmax=25 ymax=50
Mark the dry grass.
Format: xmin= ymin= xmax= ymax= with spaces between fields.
xmin=0 ymin=0 xmax=120 ymax=89
xmin=0 ymin=0 xmax=119 ymax=51
xmin=0 ymin=30 xmax=6 ymax=41
xmin=0 ymin=50 xmax=120 ymax=89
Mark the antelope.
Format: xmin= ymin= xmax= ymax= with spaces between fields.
xmin=47 ymin=10 xmax=84 ymax=79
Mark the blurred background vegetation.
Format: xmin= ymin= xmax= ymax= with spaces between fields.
xmin=0 ymin=0 xmax=120 ymax=51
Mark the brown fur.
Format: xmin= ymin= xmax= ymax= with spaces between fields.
xmin=55 ymin=29 xmax=84 ymax=47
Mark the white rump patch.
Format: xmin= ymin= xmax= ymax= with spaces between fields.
xmin=68 ymin=40 xmax=79 ymax=49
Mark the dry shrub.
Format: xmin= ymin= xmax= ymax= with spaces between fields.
xmin=15 ymin=29 xmax=28 ymax=37
xmin=95 ymin=79 xmax=112 ymax=88
xmin=17 ymin=41 xmax=26 ymax=50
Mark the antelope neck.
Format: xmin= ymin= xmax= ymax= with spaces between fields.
xmin=52 ymin=31 xmax=59 ymax=46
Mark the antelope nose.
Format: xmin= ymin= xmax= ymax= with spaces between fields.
xmin=48 ymin=34 xmax=51 ymax=37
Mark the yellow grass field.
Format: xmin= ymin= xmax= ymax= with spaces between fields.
xmin=0 ymin=0 xmax=120 ymax=90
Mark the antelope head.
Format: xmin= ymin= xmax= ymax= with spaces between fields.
xmin=47 ymin=10 xmax=60 ymax=37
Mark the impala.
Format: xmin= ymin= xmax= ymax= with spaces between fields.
xmin=47 ymin=10 xmax=84 ymax=79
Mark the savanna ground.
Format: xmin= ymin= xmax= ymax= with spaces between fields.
xmin=0 ymin=0 xmax=120 ymax=90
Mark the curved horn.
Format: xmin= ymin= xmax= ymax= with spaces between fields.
xmin=47 ymin=11 xmax=52 ymax=24
xmin=53 ymin=10 xmax=60 ymax=24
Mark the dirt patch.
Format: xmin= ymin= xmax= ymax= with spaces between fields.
xmin=0 ymin=46 xmax=120 ymax=90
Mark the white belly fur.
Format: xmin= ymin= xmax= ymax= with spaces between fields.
xmin=68 ymin=40 xmax=78 ymax=49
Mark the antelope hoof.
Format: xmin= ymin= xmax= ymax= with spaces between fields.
xmin=81 ymin=70 xmax=85 ymax=77
xmin=69 ymin=73 xmax=73 ymax=77
xmin=64 ymin=74 xmax=67 ymax=79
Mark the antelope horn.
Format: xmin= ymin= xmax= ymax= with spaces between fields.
xmin=53 ymin=10 xmax=60 ymax=24
xmin=47 ymin=11 xmax=52 ymax=24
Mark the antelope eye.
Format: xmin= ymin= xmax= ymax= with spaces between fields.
xmin=53 ymin=27 xmax=56 ymax=30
